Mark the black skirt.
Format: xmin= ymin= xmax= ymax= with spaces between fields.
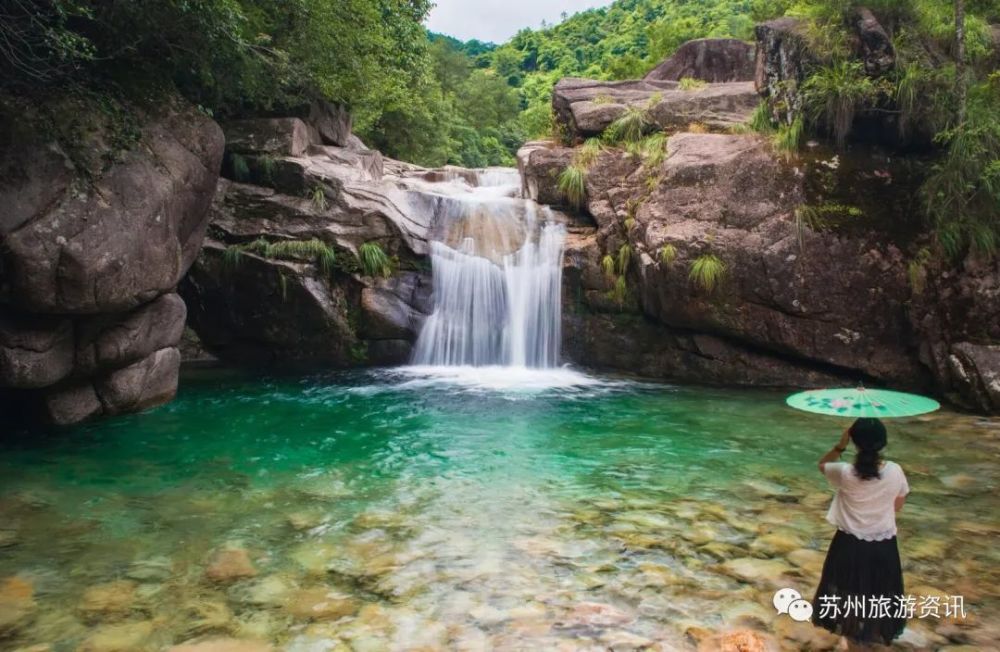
xmin=811 ymin=529 xmax=907 ymax=645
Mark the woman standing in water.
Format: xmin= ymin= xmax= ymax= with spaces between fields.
xmin=813 ymin=417 xmax=909 ymax=649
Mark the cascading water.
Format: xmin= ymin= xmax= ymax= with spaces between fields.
xmin=411 ymin=169 xmax=566 ymax=368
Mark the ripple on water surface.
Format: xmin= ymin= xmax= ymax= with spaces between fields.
xmin=0 ymin=367 xmax=998 ymax=650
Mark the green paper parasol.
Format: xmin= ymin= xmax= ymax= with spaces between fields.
xmin=786 ymin=387 xmax=940 ymax=418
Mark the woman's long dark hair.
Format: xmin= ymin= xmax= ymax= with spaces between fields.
xmin=849 ymin=417 xmax=887 ymax=480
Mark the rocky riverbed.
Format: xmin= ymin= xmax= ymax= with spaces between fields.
xmin=1 ymin=369 xmax=997 ymax=651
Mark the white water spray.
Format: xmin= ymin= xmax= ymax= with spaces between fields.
xmin=411 ymin=170 xmax=566 ymax=368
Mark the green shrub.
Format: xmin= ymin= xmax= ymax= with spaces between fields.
xmin=358 ymin=241 xmax=393 ymax=278
xmin=748 ymin=102 xmax=776 ymax=134
xmin=616 ymin=243 xmax=632 ymax=275
xmin=592 ymin=94 xmax=615 ymax=105
xmin=310 ymin=186 xmax=328 ymax=211
xmin=773 ymin=116 xmax=804 ymax=155
xmin=574 ymin=138 xmax=603 ymax=168
xmin=604 ymin=104 xmax=653 ymax=144
xmin=608 ymin=275 xmax=629 ymax=306
xmin=689 ymin=254 xmax=727 ymax=293
xmin=659 ymin=243 xmax=677 ymax=265
xmin=229 ymin=237 xmax=336 ymax=275
xmin=600 ymin=254 xmax=616 ymax=281
xmin=678 ymin=77 xmax=707 ymax=91
xmin=641 ymin=131 xmax=667 ymax=168
xmin=231 ymin=154 xmax=250 ymax=182
xmin=558 ymin=164 xmax=587 ymax=209
xmin=922 ymin=77 xmax=1000 ymax=260
xmin=801 ymin=61 xmax=877 ymax=147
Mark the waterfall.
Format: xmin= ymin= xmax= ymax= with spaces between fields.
xmin=411 ymin=171 xmax=565 ymax=368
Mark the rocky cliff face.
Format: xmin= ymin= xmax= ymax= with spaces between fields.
xmin=0 ymin=96 xmax=223 ymax=425
xmin=179 ymin=116 xmax=530 ymax=369
xmin=522 ymin=33 xmax=1000 ymax=412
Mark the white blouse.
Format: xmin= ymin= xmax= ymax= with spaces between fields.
xmin=822 ymin=461 xmax=909 ymax=541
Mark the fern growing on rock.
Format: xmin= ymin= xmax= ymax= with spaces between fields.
xmin=608 ymin=275 xmax=629 ymax=307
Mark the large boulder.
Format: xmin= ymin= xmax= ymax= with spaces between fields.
xmin=553 ymin=78 xmax=757 ymax=140
xmin=754 ymin=18 xmax=814 ymax=122
xmin=632 ymin=133 xmax=922 ymax=384
xmin=181 ymin=121 xmax=441 ymax=369
xmin=0 ymin=96 xmax=223 ymax=424
xmin=645 ymin=38 xmax=756 ymax=83
xmin=561 ymin=232 xmax=843 ymax=387
xmin=224 ymin=118 xmax=314 ymax=158
xmin=946 ymin=343 xmax=1000 ymax=414
xmin=1 ymin=101 xmax=222 ymax=315
xmin=853 ymin=7 xmax=895 ymax=75
xmin=521 ymin=133 xmax=931 ymax=389
xmin=517 ymin=141 xmax=577 ymax=207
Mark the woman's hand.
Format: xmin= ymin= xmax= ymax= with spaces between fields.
xmin=819 ymin=427 xmax=852 ymax=473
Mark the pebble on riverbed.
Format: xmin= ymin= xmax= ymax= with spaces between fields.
xmin=205 ymin=547 xmax=257 ymax=584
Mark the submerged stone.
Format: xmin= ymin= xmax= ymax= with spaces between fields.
xmin=0 ymin=575 xmax=36 ymax=636
xmin=285 ymin=587 xmax=358 ymax=621
xmin=78 ymin=580 xmax=138 ymax=622
xmin=167 ymin=638 xmax=274 ymax=652
xmin=77 ymin=620 xmax=155 ymax=652
xmin=205 ymin=547 xmax=257 ymax=584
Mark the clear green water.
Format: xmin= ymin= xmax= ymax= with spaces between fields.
xmin=1 ymin=367 xmax=998 ymax=651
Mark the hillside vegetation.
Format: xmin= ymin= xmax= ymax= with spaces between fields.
xmin=2 ymin=0 xmax=997 ymax=257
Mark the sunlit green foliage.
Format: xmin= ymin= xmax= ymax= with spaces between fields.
xmin=689 ymin=254 xmax=727 ymax=293
xmin=310 ymin=186 xmax=328 ymax=211
xmin=358 ymin=242 xmax=394 ymax=278
xmin=608 ymin=275 xmax=629 ymax=306
xmin=659 ymin=243 xmax=678 ymax=264
xmin=617 ymin=243 xmax=633 ymax=275
xmin=601 ymin=254 xmax=617 ymax=282
xmin=605 ymin=105 xmax=654 ymax=145
xmin=678 ymin=77 xmax=708 ymax=91
xmin=226 ymin=238 xmax=336 ymax=275
xmin=558 ymin=165 xmax=588 ymax=209
xmin=800 ymin=61 xmax=877 ymax=147
xmin=772 ymin=116 xmax=804 ymax=155
xmin=575 ymin=138 xmax=604 ymax=168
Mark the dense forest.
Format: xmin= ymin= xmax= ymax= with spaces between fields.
xmin=2 ymin=0 xmax=997 ymax=257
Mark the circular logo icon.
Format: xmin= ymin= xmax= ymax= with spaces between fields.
xmin=772 ymin=587 xmax=802 ymax=614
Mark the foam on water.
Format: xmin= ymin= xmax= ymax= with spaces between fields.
xmin=393 ymin=364 xmax=615 ymax=393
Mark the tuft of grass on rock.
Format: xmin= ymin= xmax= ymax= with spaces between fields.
xmin=358 ymin=241 xmax=393 ymax=278
xmin=558 ymin=164 xmax=587 ymax=209
xmin=689 ymin=253 xmax=727 ymax=293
